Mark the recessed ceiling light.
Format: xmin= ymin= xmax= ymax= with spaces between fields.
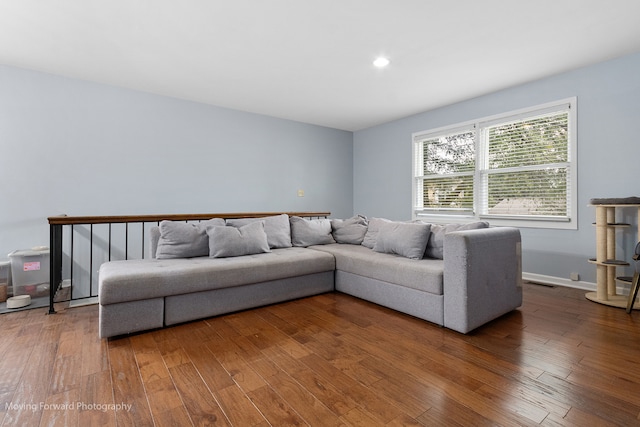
xmin=373 ymin=57 xmax=390 ymax=68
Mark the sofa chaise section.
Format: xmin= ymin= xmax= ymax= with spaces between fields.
xmin=98 ymin=247 xmax=335 ymax=338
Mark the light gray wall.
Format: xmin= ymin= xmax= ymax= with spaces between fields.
xmin=0 ymin=65 xmax=353 ymax=259
xmin=354 ymin=52 xmax=640 ymax=286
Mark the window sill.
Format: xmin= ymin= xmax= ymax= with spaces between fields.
xmin=413 ymin=212 xmax=577 ymax=230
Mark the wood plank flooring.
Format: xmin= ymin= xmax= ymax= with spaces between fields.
xmin=0 ymin=283 xmax=639 ymax=426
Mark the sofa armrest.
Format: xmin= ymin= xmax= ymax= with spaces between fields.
xmin=443 ymin=227 xmax=522 ymax=333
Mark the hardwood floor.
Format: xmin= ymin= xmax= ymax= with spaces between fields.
xmin=0 ymin=283 xmax=639 ymax=426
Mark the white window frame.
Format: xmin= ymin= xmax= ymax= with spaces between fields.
xmin=412 ymin=97 xmax=577 ymax=229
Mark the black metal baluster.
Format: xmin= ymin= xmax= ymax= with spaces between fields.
xmin=70 ymin=225 xmax=75 ymax=301
xmin=89 ymin=224 xmax=94 ymax=299
xmin=48 ymin=222 xmax=63 ymax=314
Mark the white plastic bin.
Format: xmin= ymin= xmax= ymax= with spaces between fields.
xmin=8 ymin=248 xmax=50 ymax=297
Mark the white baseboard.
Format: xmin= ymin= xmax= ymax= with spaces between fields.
xmin=523 ymin=272 xmax=636 ymax=296
xmin=69 ymin=296 xmax=98 ymax=307
xmin=523 ymin=272 xmax=596 ymax=291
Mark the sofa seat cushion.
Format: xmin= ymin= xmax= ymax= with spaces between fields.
xmin=99 ymin=247 xmax=335 ymax=305
xmin=309 ymin=244 xmax=443 ymax=295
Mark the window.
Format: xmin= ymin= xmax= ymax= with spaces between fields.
xmin=413 ymin=98 xmax=577 ymax=229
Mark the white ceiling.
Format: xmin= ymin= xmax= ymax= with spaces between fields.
xmin=1 ymin=1 xmax=640 ymax=131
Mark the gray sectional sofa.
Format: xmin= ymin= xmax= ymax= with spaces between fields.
xmin=98 ymin=213 xmax=523 ymax=338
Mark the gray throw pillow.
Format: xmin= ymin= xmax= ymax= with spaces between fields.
xmin=290 ymin=216 xmax=336 ymax=247
xmin=425 ymin=221 xmax=490 ymax=259
xmin=372 ymin=221 xmax=431 ymax=259
xmin=207 ymin=221 xmax=271 ymax=258
xmin=226 ymin=214 xmax=292 ymax=248
xmin=156 ymin=218 xmax=225 ymax=259
xmin=361 ymin=217 xmax=393 ymax=249
xmin=331 ymin=215 xmax=368 ymax=244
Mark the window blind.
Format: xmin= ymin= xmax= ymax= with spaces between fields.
xmin=479 ymin=110 xmax=570 ymax=219
xmin=415 ymin=129 xmax=475 ymax=212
